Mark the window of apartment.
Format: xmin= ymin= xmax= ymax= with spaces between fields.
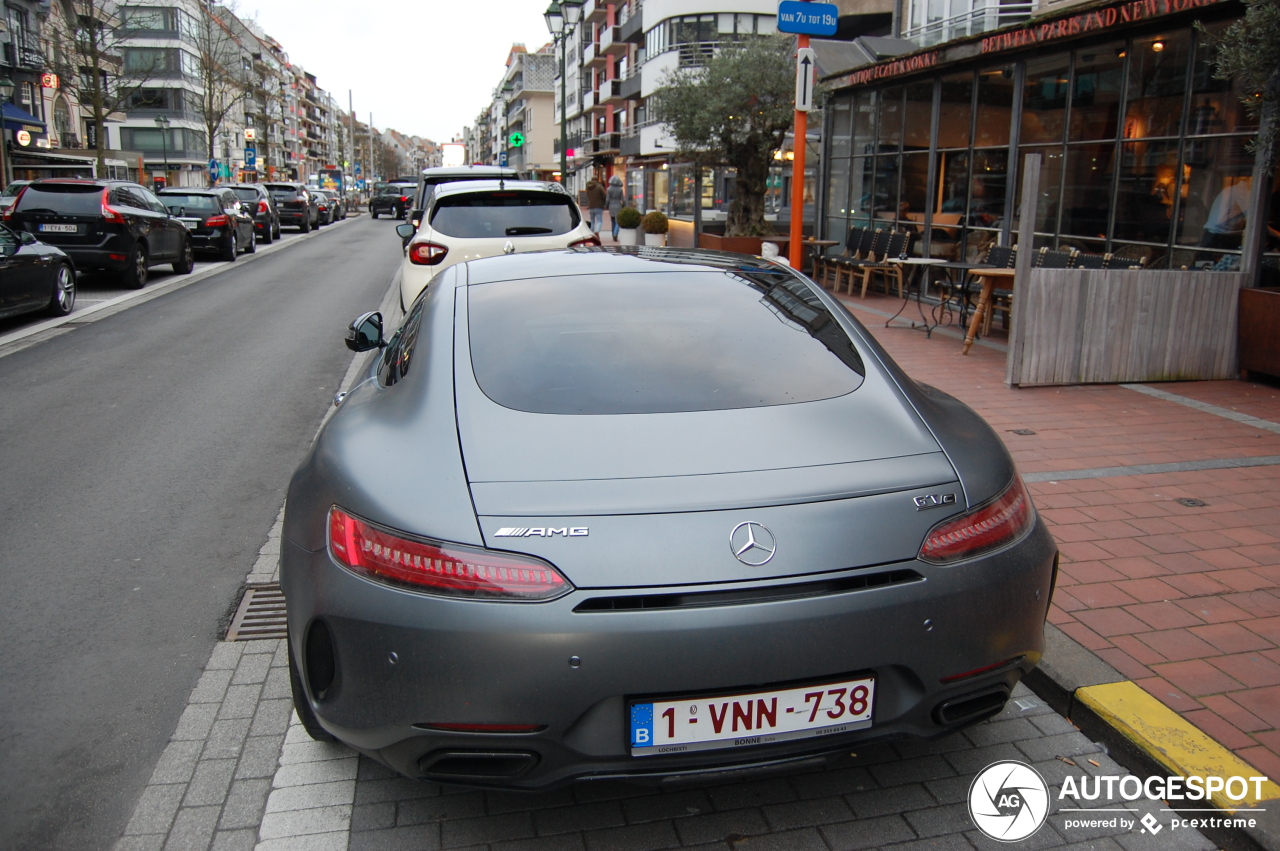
xmin=120 ymin=6 xmax=175 ymax=30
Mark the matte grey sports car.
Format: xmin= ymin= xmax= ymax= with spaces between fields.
xmin=282 ymin=247 xmax=1058 ymax=788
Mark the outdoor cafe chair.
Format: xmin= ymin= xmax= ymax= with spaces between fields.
xmin=835 ymin=229 xmax=888 ymax=294
xmin=815 ymin=226 xmax=864 ymax=287
xmin=855 ymin=231 xmax=912 ymax=298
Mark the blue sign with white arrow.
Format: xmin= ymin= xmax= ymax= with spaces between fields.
xmin=777 ymin=1 xmax=838 ymax=36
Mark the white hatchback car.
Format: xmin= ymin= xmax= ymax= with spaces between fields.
xmin=397 ymin=180 xmax=598 ymax=309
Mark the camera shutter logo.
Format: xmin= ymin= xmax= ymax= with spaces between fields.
xmin=968 ymin=760 xmax=1050 ymax=842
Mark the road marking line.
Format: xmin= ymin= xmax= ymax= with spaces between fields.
xmin=1121 ymin=383 xmax=1280 ymax=435
xmin=1076 ymin=681 xmax=1280 ymax=810
xmin=1023 ymin=454 xmax=1280 ymax=482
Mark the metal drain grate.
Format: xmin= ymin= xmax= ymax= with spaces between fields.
xmin=226 ymin=584 xmax=288 ymax=641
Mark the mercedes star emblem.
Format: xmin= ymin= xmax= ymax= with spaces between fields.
xmin=729 ymin=521 xmax=777 ymax=566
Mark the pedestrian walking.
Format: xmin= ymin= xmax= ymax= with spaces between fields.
xmin=606 ymin=175 xmax=625 ymax=240
xmin=585 ymin=178 xmax=607 ymax=236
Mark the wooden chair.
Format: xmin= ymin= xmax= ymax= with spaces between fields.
xmin=814 ymin=226 xmax=863 ymax=287
xmin=1034 ymin=247 xmax=1076 ymax=269
xmin=835 ymin=229 xmax=888 ymax=294
xmin=977 ymin=245 xmax=1018 ymax=335
xmin=1073 ymin=252 xmax=1107 ymax=269
xmin=855 ymin=231 xmax=912 ymax=298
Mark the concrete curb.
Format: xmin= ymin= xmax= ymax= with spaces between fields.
xmin=0 ymin=215 xmax=359 ymax=358
xmin=1025 ymin=622 xmax=1280 ymax=851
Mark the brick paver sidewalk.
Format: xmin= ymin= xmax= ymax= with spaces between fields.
xmin=839 ymin=288 xmax=1280 ymax=778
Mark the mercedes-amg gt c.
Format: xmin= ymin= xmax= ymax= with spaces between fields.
xmin=281 ymin=247 xmax=1058 ymax=788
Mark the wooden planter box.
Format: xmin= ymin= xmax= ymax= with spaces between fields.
xmin=1239 ymin=287 xmax=1280 ymax=379
xmin=697 ymin=233 xmax=788 ymax=256
xmin=1006 ymin=269 xmax=1243 ymax=386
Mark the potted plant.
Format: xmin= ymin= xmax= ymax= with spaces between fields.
xmin=616 ymin=207 xmax=642 ymax=245
xmin=641 ymin=211 xmax=669 ymax=247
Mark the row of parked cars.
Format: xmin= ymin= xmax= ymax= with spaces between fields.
xmin=0 ymin=178 xmax=349 ymax=324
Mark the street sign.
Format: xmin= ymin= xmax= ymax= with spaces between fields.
xmin=244 ymin=128 xmax=256 ymax=141
xmin=795 ymin=47 xmax=816 ymax=112
xmin=777 ymin=1 xmax=838 ymax=36
xmin=354 ymin=163 xmax=362 ymax=175
xmin=208 ymin=159 xmax=219 ymax=179
xmin=509 ymin=131 xmax=524 ymax=148
xmin=244 ymin=147 xmax=257 ymax=169
xmin=499 ymin=151 xmax=508 ymax=167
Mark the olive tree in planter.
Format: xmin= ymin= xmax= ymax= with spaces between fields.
xmin=642 ymin=211 xmax=669 ymax=246
xmin=616 ymin=207 xmax=642 ymax=245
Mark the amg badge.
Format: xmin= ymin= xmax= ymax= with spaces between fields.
xmin=913 ymin=493 xmax=957 ymax=511
xmin=494 ymin=527 xmax=589 ymax=538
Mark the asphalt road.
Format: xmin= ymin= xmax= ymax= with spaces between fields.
xmin=0 ymin=216 xmax=403 ymax=851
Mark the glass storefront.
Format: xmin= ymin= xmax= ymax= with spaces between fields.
xmin=823 ymin=20 xmax=1275 ymax=270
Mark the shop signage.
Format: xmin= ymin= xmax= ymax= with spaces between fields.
xmin=844 ymin=51 xmax=939 ymax=86
xmin=16 ymin=129 xmax=31 ymax=146
xmin=980 ymin=0 xmax=1229 ymax=52
xmin=41 ymin=73 xmax=58 ymax=89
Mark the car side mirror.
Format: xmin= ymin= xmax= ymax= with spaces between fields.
xmin=395 ymin=223 xmax=415 ymax=239
xmin=19 ymin=231 xmax=36 ymax=245
xmin=345 ymin=311 xmax=386 ymax=352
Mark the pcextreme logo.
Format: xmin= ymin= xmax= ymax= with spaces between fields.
xmin=968 ymin=760 xmax=1270 ymax=841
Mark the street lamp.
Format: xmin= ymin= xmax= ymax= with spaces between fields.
xmin=154 ymin=114 xmax=171 ymax=188
xmin=544 ymin=0 xmax=582 ymax=182
xmin=0 ymin=75 xmax=15 ymax=187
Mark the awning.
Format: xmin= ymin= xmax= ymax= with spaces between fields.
xmin=3 ymin=102 xmax=46 ymax=133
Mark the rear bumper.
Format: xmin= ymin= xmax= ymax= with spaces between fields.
xmin=279 ymin=211 xmax=310 ymax=225
xmin=190 ymin=231 xmax=231 ymax=251
xmin=57 ymin=246 xmax=130 ymax=271
xmin=281 ymin=518 xmax=1057 ymax=788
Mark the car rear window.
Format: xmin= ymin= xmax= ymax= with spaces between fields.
xmin=468 ymin=270 xmax=865 ymax=415
xmin=15 ymin=184 xmax=104 ymax=215
xmin=232 ymin=188 xmax=260 ymax=201
xmin=161 ymin=194 xmax=218 ymax=213
xmin=431 ymin=191 xmax=579 ymax=238
xmin=266 ymin=185 xmax=299 ymax=198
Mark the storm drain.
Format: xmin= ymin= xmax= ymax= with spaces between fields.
xmin=225 ymin=584 xmax=288 ymax=641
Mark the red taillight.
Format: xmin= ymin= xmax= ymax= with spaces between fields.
xmin=400 ymin=195 xmax=408 ymax=203
xmin=205 ymin=214 xmax=229 ymax=226
xmin=327 ymin=507 xmax=572 ymax=601
xmin=918 ymin=476 xmax=1034 ymax=564
xmin=258 ymin=200 xmax=269 ymax=214
xmin=408 ymin=242 xmax=448 ymax=265
xmin=418 ymin=723 xmax=545 ymax=734
xmin=101 ymin=189 xmax=126 ymax=224
xmin=2 ymin=185 xmax=27 ymax=221
xmin=569 ymin=235 xmax=602 ymax=248
xmin=940 ymin=656 xmax=1025 ymax=684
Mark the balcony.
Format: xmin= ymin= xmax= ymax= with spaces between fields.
xmin=598 ymin=79 xmax=623 ymax=104
xmin=584 ymin=0 xmax=608 ymax=25
xmin=580 ymin=88 xmax=595 ymax=111
xmin=590 ymin=133 xmax=620 ymax=154
xmin=619 ymin=5 xmax=644 ymax=44
xmin=600 ymin=25 xmax=626 ymax=57
xmin=581 ymin=40 xmax=597 ymax=67
xmin=620 ymin=73 xmax=642 ymax=100
xmin=620 ymin=133 xmax=641 ymax=156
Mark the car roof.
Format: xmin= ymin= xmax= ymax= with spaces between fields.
xmin=431 ymin=179 xmax=568 ymax=201
xmin=420 ymin=165 xmax=517 ymax=177
xmin=459 ymin=246 xmax=794 ymax=286
xmin=158 ymin=187 xmax=224 ymax=194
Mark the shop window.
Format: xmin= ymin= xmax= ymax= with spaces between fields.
xmin=1070 ymin=43 xmax=1124 ymax=142
xmin=938 ymin=72 xmax=973 ymax=150
xmin=904 ymin=81 xmax=933 ymax=152
xmin=1124 ymin=32 xmax=1191 ymax=139
xmin=1059 ymin=143 xmax=1115 ymax=241
xmin=1015 ymin=145 xmax=1064 ymax=235
xmin=871 ymin=154 xmax=901 ymax=223
xmin=975 ymin=66 xmax=1014 ymax=147
xmin=969 ymin=148 xmax=1008 ymax=229
xmin=849 ymin=156 xmax=872 ymax=224
xmin=1188 ymin=22 xmax=1259 ymax=136
xmin=878 ymin=87 xmax=903 ymax=150
xmin=1113 ymin=139 xmax=1179 ymax=251
xmin=1176 ymin=136 xmax=1256 ymax=252
xmin=1021 ymin=56 xmax=1070 ymax=144
xmin=827 ymin=157 xmax=851 ymax=219
xmin=829 ymin=99 xmax=852 ymax=159
xmin=852 ymin=91 xmax=876 ymax=155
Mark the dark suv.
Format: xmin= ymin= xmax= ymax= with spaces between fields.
xmin=4 ymin=178 xmax=194 ymax=288
xmin=369 ymin=182 xmax=416 ymax=219
xmin=230 ymin=183 xmax=281 ymax=243
xmin=263 ymin=182 xmax=319 ymax=232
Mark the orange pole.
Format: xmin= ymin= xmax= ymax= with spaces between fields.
xmin=788 ymin=34 xmax=809 ymax=269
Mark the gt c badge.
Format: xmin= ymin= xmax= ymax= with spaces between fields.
xmin=914 ymin=493 xmax=957 ymax=511
xmin=494 ymin=527 xmax=588 ymax=537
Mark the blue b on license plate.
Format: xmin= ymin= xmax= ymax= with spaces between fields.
xmin=629 ymin=676 xmax=874 ymax=756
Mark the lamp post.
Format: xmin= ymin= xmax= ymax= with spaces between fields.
xmin=0 ymin=75 xmax=14 ymax=188
xmin=544 ymin=0 xmax=582 ymax=182
xmin=154 ymin=114 xmax=170 ymax=189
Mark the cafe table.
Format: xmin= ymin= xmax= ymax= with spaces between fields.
xmin=884 ymin=258 xmax=947 ymax=336
xmin=962 ymin=267 xmax=1017 ymax=354
xmin=801 ymin=238 xmax=840 ymax=275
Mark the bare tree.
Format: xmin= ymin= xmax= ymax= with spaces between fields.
xmin=46 ymin=0 xmax=162 ymax=173
xmin=192 ymin=4 xmax=253 ymax=182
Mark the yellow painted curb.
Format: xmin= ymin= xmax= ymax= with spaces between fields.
xmin=1077 ymin=680 xmax=1280 ymax=810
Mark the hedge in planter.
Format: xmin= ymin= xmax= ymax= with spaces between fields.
xmin=616 ymin=207 xmax=642 ymax=229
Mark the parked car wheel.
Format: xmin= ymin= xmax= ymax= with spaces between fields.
xmin=172 ymin=239 xmax=194 ymax=274
xmin=244 ymin=229 xmax=256 ymax=253
xmin=288 ymin=636 xmax=336 ymax=742
xmin=260 ymin=227 xmax=273 ymax=245
xmin=122 ymin=243 xmax=149 ymax=289
xmin=45 ymin=263 xmax=76 ymax=316
xmin=371 ymin=209 xmax=379 ymax=219
xmin=273 ymin=222 xmax=281 ymax=240
xmin=222 ymin=232 xmax=238 ymax=262
xmin=299 ymin=218 xmax=311 ymax=233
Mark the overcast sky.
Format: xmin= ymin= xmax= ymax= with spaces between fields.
xmin=239 ymin=0 xmax=556 ymax=142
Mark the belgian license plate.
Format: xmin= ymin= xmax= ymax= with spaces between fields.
xmin=39 ymin=224 xmax=77 ymax=233
xmin=629 ymin=676 xmax=874 ymax=757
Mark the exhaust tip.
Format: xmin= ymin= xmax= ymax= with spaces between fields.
xmin=934 ymin=686 xmax=1009 ymax=726
xmin=418 ymin=750 xmax=539 ymax=779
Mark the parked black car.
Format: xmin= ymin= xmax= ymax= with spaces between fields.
xmin=314 ymin=189 xmax=346 ymax=221
xmin=369 ymin=181 xmax=415 ymax=219
xmin=0 ymin=223 xmax=77 ymax=320
xmin=4 ymin=178 xmax=194 ymax=288
xmin=313 ymin=191 xmax=333 ymax=227
xmin=158 ymin=188 xmax=256 ymax=261
xmin=230 ymin=183 xmax=281 ymax=243
xmin=263 ymin=182 xmax=320 ymax=232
